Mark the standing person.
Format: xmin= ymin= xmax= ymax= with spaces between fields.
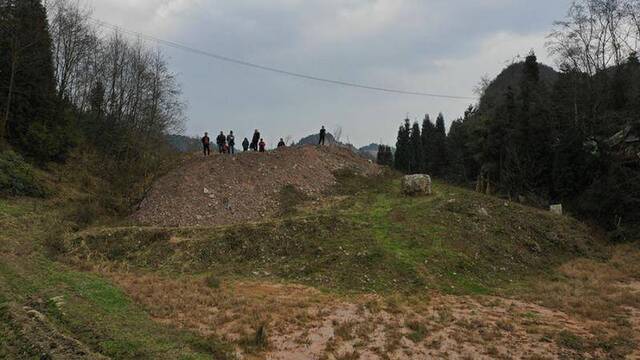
xmin=216 ymin=131 xmax=226 ymax=153
xmin=277 ymin=138 xmax=286 ymax=148
xmin=201 ymin=132 xmax=211 ymax=156
xmin=259 ymin=138 xmax=266 ymax=152
xmin=251 ymin=129 xmax=260 ymax=151
xmin=242 ymin=137 xmax=250 ymax=152
xmin=227 ymin=131 xmax=236 ymax=154
xmin=319 ymin=126 xmax=326 ymax=145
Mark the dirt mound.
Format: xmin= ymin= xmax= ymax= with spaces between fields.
xmin=133 ymin=145 xmax=379 ymax=227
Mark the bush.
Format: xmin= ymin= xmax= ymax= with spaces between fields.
xmin=0 ymin=151 xmax=48 ymax=197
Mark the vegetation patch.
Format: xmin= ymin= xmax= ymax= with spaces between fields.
xmin=0 ymin=151 xmax=48 ymax=198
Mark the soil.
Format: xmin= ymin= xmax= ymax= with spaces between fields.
xmin=133 ymin=145 xmax=379 ymax=227
xmin=106 ymin=272 xmax=625 ymax=360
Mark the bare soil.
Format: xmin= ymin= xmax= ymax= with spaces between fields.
xmin=133 ymin=145 xmax=379 ymax=227
xmin=106 ymin=271 xmax=636 ymax=360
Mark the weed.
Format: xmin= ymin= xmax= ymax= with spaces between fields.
xmin=555 ymin=330 xmax=585 ymax=351
xmin=204 ymin=275 xmax=221 ymax=289
xmin=406 ymin=320 xmax=429 ymax=343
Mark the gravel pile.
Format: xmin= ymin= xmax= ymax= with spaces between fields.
xmin=133 ymin=145 xmax=379 ymax=227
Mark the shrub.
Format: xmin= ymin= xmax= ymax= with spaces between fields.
xmin=0 ymin=151 xmax=48 ymax=198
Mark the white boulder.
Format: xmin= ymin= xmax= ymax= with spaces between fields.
xmin=401 ymin=174 xmax=432 ymax=196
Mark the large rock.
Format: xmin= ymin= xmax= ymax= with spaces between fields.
xmin=401 ymin=174 xmax=432 ymax=196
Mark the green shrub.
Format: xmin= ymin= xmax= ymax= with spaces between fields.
xmin=0 ymin=151 xmax=48 ymax=198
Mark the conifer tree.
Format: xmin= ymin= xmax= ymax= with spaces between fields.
xmin=432 ymin=113 xmax=448 ymax=175
xmin=409 ymin=121 xmax=424 ymax=173
xmin=0 ymin=0 xmax=75 ymax=159
xmin=421 ymin=114 xmax=435 ymax=172
xmin=394 ymin=118 xmax=412 ymax=173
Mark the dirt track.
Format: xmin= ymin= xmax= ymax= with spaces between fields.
xmin=133 ymin=145 xmax=379 ymax=227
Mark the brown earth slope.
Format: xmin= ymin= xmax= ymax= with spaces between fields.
xmin=133 ymin=145 xmax=379 ymax=227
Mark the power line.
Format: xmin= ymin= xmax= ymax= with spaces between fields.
xmin=89 ymin=17 xmax=476 ymax=101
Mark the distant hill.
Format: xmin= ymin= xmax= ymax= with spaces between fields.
xmin=478 ymin=61 xmax=558 ymax=112
xmin=297 ymin=134 xmax=381 ymax=159
xmin=358 ymin=144 xmax=379 ymax=160
xmin=167 ymin=134 xmax=201 ymax=153
xmin=297 ymin=133 xmax=338 ymax=146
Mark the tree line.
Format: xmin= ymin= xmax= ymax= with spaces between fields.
xmin=0 ymin=0 xmax=185 ymax=209
xmin=384 ymin=0 xmax=640 ymax=240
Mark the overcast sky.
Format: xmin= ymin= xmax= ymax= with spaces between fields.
xmin=87 ymin=0 xmax=571 ymax=147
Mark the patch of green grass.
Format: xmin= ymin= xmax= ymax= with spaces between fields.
xmin=555 ymin=330 xmax=585 ymax=351
xmin=406 ymin=320 xmax=429 ymax=343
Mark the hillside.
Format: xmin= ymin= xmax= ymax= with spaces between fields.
xmin=2 ymin=146 xmax=639 ymax=359
xmin=478 ymin=61 xmax=558 ymax=112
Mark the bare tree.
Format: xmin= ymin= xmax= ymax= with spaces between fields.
xmin=548 ymin=0 xmax=638 ymax=74
xmin=47 ymin=0 xmax=96 ymax=101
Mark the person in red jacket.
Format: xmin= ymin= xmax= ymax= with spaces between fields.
xmin=258 ymin=139 xmax=266 ymax=152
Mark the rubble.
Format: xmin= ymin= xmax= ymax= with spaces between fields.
xmin=133 ymin=145 xmax=379 ymax=227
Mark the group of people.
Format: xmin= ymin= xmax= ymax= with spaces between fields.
xmin=200 ymin=126 xmax=327 ymax=156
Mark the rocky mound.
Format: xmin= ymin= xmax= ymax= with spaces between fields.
xmin=133 ymin=145 xmax=379 ymax=227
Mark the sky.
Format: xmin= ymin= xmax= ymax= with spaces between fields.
xmin=87 ymin=0 xmax=572 ymax=148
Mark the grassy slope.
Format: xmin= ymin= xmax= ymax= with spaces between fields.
xmin=0 ymin=196 xmax=234 ymax=359
xmin=69 ymin=171 xmax=604 ymax=295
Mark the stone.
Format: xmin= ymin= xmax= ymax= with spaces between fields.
xmin=550 ymin=204 xmax=563 ymax=215
xmin=401 ymin=174 xmax=432 ymax=196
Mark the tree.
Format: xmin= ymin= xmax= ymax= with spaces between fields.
xmin=0 ymin=0 xmax=75 ymax=159
xmin=394 ymin=118 xmax=412 ymax=173
xmin=377 ymin=145 xmax=393 ymax=167
xmin=421 ymin=114 xmax=436 ymax=173
xmin=409 ymin=121 xmax=424 ymax=173
xmin=431 ymin=113 xmax=448 ymax=175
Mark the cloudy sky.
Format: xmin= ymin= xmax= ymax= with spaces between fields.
xmin=87 ymin=0 xmax=571 ymax=147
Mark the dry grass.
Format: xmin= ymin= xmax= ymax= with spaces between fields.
xmin=99 ymin=268 xmax=628 ymax=359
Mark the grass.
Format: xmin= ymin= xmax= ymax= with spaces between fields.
xmin=68 ymin=171 xmax=605 ymax=295
xmin=0 ymin=188 xmax=234 ymax=359
xmin=3 ymin=164 xmax=638 ymax=358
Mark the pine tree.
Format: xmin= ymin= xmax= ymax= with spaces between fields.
xmin=409 ymin=121 xmax=424 ymax=173
xmin=432 ymin=113 xmax=448 ymax=175
xmin=0 ymin=0 xmax=75 ymax=159
xmin=421 ymin=114 xmax=435 ymax=173
xmin=394 ymin=119 xmax=412 ymax=173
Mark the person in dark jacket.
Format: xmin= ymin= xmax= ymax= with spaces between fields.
xmin=242 ymin=137 xmax=250 ymax=152
xmin=216 ymin=131 xmax=226 ymax=153
xmin=251 ymin=129 xmax=260 ymax=151
xmin=319 ymin=126 xmax=326 ymax=145
xmin=277 ymin=138 xmax=286 ymax=148
xmin=201 ymin=132 xmax=211 ymax=156
xmin=258 ymin=138 xmax=266 ymax=152
xmin=227 ymin=131 xmax=236 ymax=154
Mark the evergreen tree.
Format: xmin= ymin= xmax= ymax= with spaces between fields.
xmin=376 ymin=145 xmax=393 ymax=167
xmin=421 ymin=114 xmax=435 ymax=172
xmin=409 ymin=121 xmax=424 ymax=173
xmin=0 ymin=0 xmax=75 ymax=159
xmin=432 ymin=113 xmax=448 ymax=175
xmin=394 ymin=118 xmax=412 ymax=173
